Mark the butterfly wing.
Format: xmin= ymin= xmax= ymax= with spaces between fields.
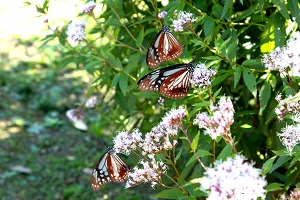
xmin=160 ymin=67 xmax=191 ymax=98
xmin=138 ymin=61 xmax=195 ymax=98
xmin=91 ymin=151 xmax=111 ymax=190
xmin=146 ymin=29 xmax=164 ymax=68
xmin=107 ymin=153 xmax=130 ymax=183
xmin=91 ymin=147 xmax=130 ymax=190
xmin=146 ymin=25 xmax=183 ymax=68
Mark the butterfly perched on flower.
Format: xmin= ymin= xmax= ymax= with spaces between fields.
xmin=91 ymin=146 xmax=130 ymax=190
xmin=138 ymin=61 xmax=196 ymax=98
xmin=146 ymin=25 xmax=183 ymax=68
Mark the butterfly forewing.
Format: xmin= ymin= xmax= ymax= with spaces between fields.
xmin=146 ymin=25 xmax=183 ymax=68
xmin=138 ymin=61 xmax=195 ymax=99
xmin=91 ymin=147 xmax=130 ymax=191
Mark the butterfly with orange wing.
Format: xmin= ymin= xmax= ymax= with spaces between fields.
xmin=91 ymin=146 xmax=130 ymax=190
xmin=146 ymin=25 xmax=183 ymax=68
xmin=138 ymin=61 xmax=196 ymax=98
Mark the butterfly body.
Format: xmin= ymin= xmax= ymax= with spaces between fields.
xmin=146 ymin=25 xmax=183 ymax=68
xmin=138 ymin=61 xmax=196 ymax=98
xmin=91 ymin=146 xmax=130 ymax=190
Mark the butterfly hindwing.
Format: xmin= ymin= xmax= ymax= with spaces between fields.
xmin=160 ymin=67 xmax=190 ymax=98
xmin=91 ymin=147 xmax=130 ymax=190
xmin=146 ymin=25 xmax=183 ymax=68
xmin=138 ymin=61 xmax=195 ymax=98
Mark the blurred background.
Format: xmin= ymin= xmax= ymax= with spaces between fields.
xmin=0 ymin=0 xmax=153 ymax=199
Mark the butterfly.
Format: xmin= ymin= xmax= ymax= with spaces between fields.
xmin=146 ymin=24 xmax=183 ymax=68
xmin=91 ymin=146 xmax=130 ymax=190
xmin=138 ymin=61 xmax=196 ymax=98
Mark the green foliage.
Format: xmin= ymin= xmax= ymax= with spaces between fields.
xmin=9 ymin=0 xmax=300 ymax=199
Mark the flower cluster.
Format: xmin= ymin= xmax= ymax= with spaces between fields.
xmin=172 ymin=11 xmax=197 ymax=32
xmin=277 ymin=124 xmax=300 ymax=155
xmin=200 ymin=155 xmax=267 ymax=200
xmin=194 ymin=97 xmax=234 ymax=139
xmin=125 ymin=156 xmax=167 ymax=189
xmin=261 ymin=31 xmax=300 ymax=77
xmin=81 ymin=1 xmax=97 ymax=13
xmin=113 ymin=106 xmax=186 ymax=188
xmin=275 ymin=93 xmax=300 ymax=121
xmin=114 ymin=129 xmax=143 ymax=155
xmin=158 ymin=11 xmax=167 ymax=19
xmin=66 ymin=20 xmax=86 ymax=46
xmin=142 ymin=123 xmax=178 ymax=155
xmin=190 ymin=62 xmax=216 ymax=88
xmin=66 ymin=108 xmax=87 ymax=131
xmin=161 ymin=106 xmax=186 ymax=128
xmin=85 ymin=96 xmax=97 ymax=108
xmin=158 ymin=97 xmax=164 ymax=105
xmin=285 ymin=188 xmax=300 ymax=199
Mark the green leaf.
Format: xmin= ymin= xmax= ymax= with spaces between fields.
xmin=84 ymin=61 xmax=101 ymax=71
xmin=235 ymin=7 xmax=257 ymax=21
xmin=269 ymin=156 xmax=291 ymax=173
xmin=217 ymin=143 xmax=232 ymax=161
xmin=242 ymin=67 xmax=257 ymax=98
xmin=156 ymin=189 xmax=187 ymax=199
xmin=127 ymin=52 xmax=142 ymax=74
xmin=136 ymin=28 xmax=144 ymax=48
xmin=262 ymin=156 xmax=276 ymax=174
xmin=242 ymin=59 xmax=265 ymax=70
xmin=185 ymin=150 xmax=212 ymax=167
xmin=266 ymin=182 xmax=284 ymax=192
xmin=274 ymin=13 xmax=286 ymax=47
xmin=288 ymin=0 xmax=300 ymax=28
xmin=226 ymin=29 xmax=237 ymax=61
xmin=211 ymin=69 xmax=234 ymax=87
xmin=175 ymin=150 xmax=182 ymax=162
xmin=234 ymin=67 xmax=242 ymax=88
xmin=111 ymin=73 xmax=120 ymax=88
xmin=192 ymin=101 xmax=211 ymax=108
xmin=119 ymin=73 xmax=128 ymax=96
xmin=191 ymin=132 xmax=200 ymax=151
xmin=273 ymin=0 xmax=290 ymax=20
xmin=221 ymin=0 xmax=232 ymax=19
xmin=107 ymin=52 xmax=123 ymax=70
xmin=259 ymin=81 xmax=271 ymax=114
xmin=204 ymin=16 xmax=215 ymax=38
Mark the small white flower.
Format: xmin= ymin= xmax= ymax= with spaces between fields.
xmin=81 ymin=1 xmax=97 ymax=13
xmin=158 ymin=11 xmax=167 ymax=19
xmin=85 ymin=96 xmax=97 ymax=108
xmin=66 ymin=20 xmax=86 ymax=46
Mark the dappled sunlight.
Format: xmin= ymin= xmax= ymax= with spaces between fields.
xmin=0 ymin=120 xmax=23 ymax=140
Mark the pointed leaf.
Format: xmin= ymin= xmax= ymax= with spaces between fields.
xmin=119 ymin=73 xmax=128 ymax=96
xmin=156 ymin=189 xmax=187 ymax=199
xmin=191 ymin=132 xmax=200 ymax=151
xmin=242 ymin=67 xmax=257 ymax=98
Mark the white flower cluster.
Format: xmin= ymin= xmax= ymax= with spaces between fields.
xmin=172 ymin=11 xmax=197 ymax=32
xmin=113 ymin=106 xmax=186 ymax=188
xmin=190 ymin=62 xmax=216 ymax=88
xmin=200 ymin=155 xmax=267 ymax=200
xmin=66 ymin=20 xmax=86 ymax=46
xmin=194 ymin=97 xmax=234 ymax=139
xmin=261 ymin=31 xmax=300 ymax=77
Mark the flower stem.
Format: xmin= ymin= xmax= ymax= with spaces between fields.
xmin=178 ymin=123 xmax=207 ymax=171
